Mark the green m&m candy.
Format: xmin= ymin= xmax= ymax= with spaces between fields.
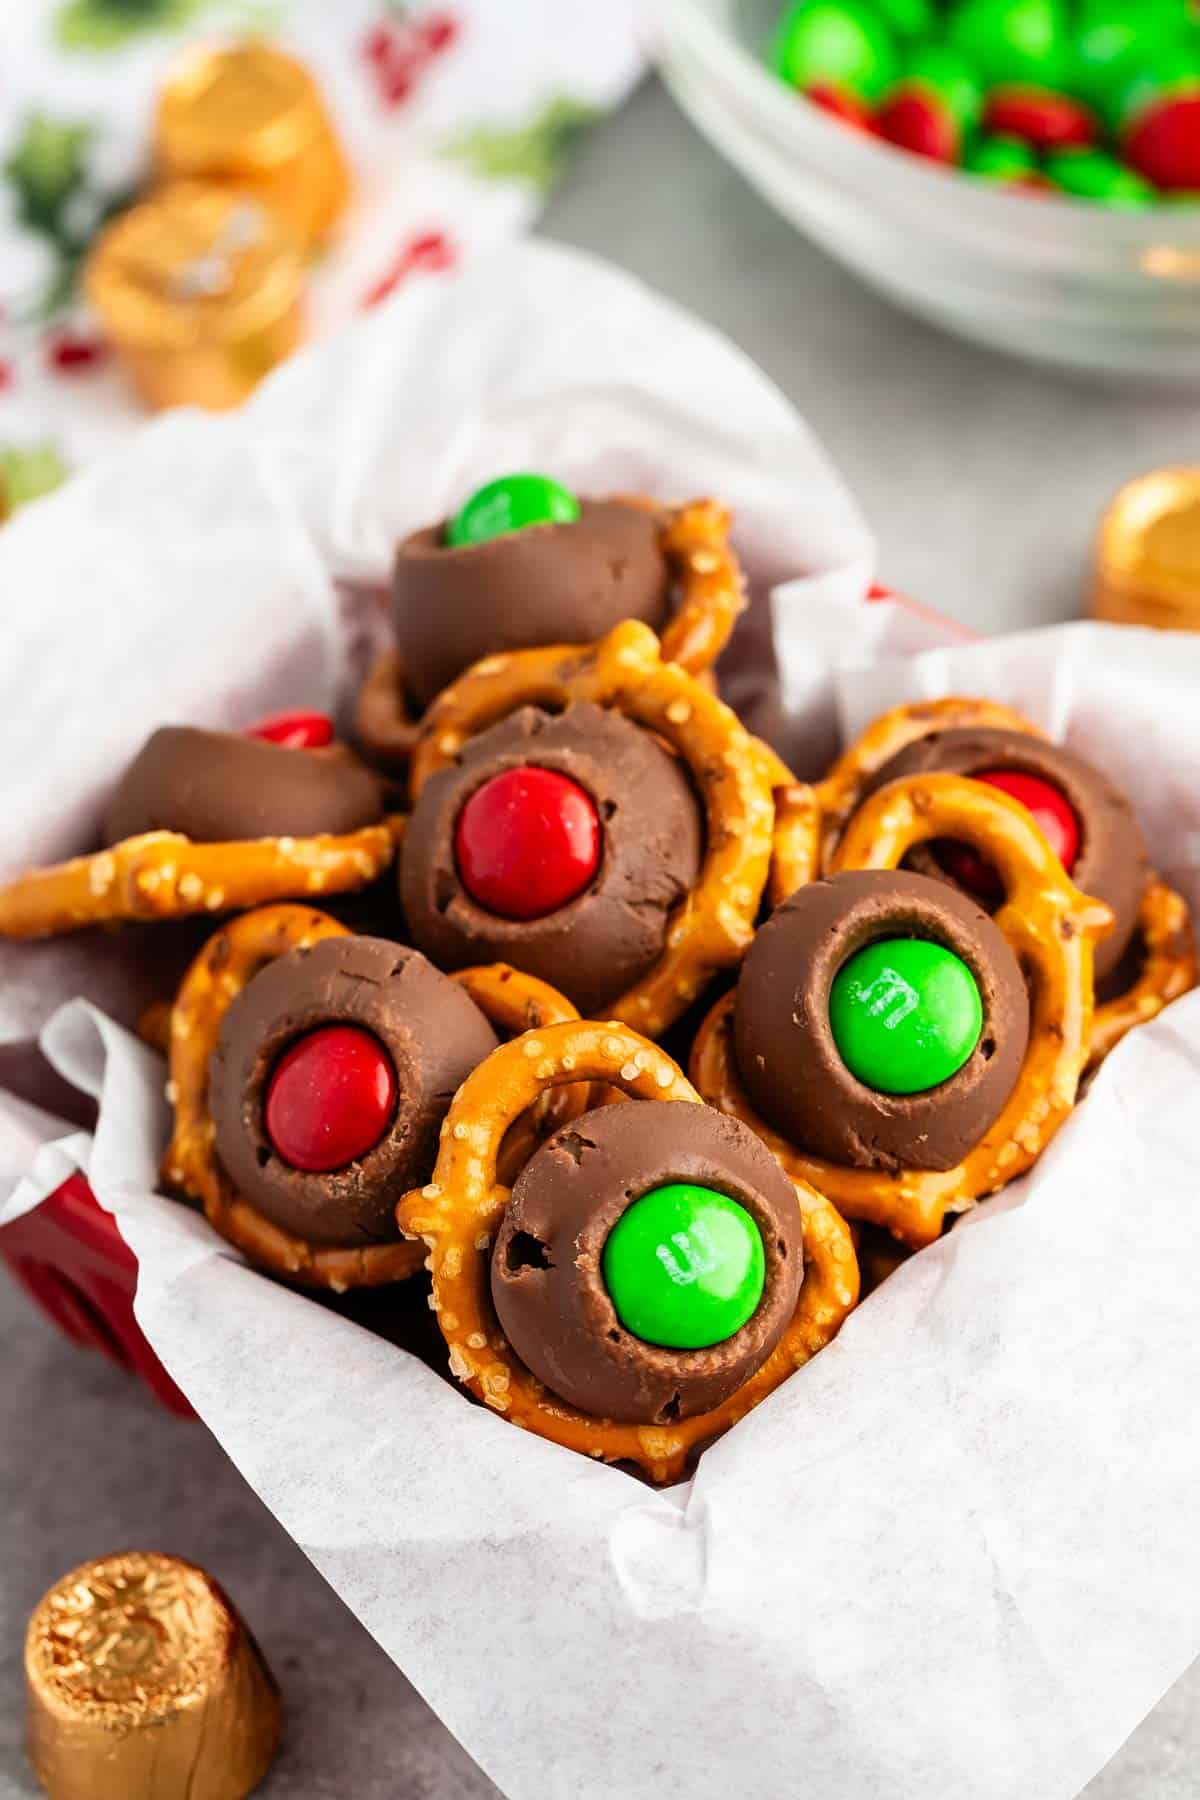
xmin=964 ymin=132 xmax=1043 ymax=181
xmin=1045 ymin=145 xmax=1155 ymax=203
xmin=446 ymin=472 xmax=580 ymax=548
xmin=948 ymin=0 xmax=1069 ymax=89
xmin=601 ymin=1183 xmax=765 ymax=1349
xmin=875 ymin=0 xmax=936 ymax=40
xmin=1074 ymin=0 xmax=1193 ymax=123
xmin=770 ymin=0 xmax=900 ymax=104
xmin=828 ymin=937 xmax=983 ymax=1095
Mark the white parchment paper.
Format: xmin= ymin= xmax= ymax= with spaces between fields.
xmin=3 ymin=241 xmax=1200 ymax=1800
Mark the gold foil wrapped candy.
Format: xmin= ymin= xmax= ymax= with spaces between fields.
xmin=155 ymin=42 xmax=351 ymax=251
xmin=85 ymin=180 xmax=304 ymax=411
xmin=1090 ymin=467 xmax=1200 ymax=630
xmin=25 ymin=1551 xmax=281 ymax=1800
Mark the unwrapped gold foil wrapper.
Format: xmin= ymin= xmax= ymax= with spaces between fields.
xmin=1090 ymin=468 xmax=1200 ymax=630
xmin=156 ymin=41 xmax=350 ymax=250
xmin=25 ymin=1551 xmax=281 ymax=1800
xmin=85 ymin=180 xmax=304 ymax=411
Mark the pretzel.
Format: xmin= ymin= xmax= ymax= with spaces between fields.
xmin=1088 ymin=880 xmax=1198 ymax=1070
xmin=768 ymin=697 xmax=1044 ymax=905
xmin=354 ymin=499 xmax=747 ymax=773
xmin=162 ymin=905 xmax=585 ymax=1290
xmin=0 ymin=821 xmax=400 ymax=940
xmin=411 ymin=619 xmax=784 ymax=1039
xmin=694 ymin=772 xmax=1115 ymax=1248
xmin=396 ymin=1019 xmax=858 ymax=1484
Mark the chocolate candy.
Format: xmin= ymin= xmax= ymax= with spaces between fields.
xmin=25 ymin=1551 xmax=281 ymax=1800
xmin=1074 ymin=0 xmax=1189 ymax=121
xmin=878 ymin=43 xmax=984 ymax=161
xmin=84 ymin=182 xmax=305 ymax=413
xmin=984 ymin=84 xmax=1098 ymax=147
xmin=446 ymin=472 xmax=581 ymax=547
xmin=103 ymin=725 xmax=385 ymax=846
xmin=602 ymin=1183 xmax=766 ymax=1349
xmin=453 ymin=766 xmax=601 ymax=921
xmin=264 ymin=1024 xmax=397 ymax=1172
xmin=771 ymin=0 xmax=900 ymax=104
xmin=392 ymin=498 xmax=671 ymax=710
xmin=1121 ymin=39 xmax=1200 ymax=191
xmin=828 ymin=937 xmax=984 ymax=1093
xmin=1045 ymin=145 xmax=1155 ymax=202
xmin=963 ymin=131 xmax=1044 ymax=182
xmin=210 ymin=935 xmax=498 ymax=1245
xmin=400 ymin=702 xmax=702 ymax=1017
xmin=490 ymin=1100 xmax=803 ymax=1423
xmin=247 ymin=708 xmax=335 ymax=749
xmin=733 ymin=870 xmax=1030 ymax=1171
xmin=938 ymin=767 xmax=1079 ymax=898
xmin=947 ymin=0 xmax=1069 ymax=89
xmin=862 ymin=726 xmax=1150 ymax=980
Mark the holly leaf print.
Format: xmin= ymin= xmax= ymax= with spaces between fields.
xmin=0 ymin=444 xmax=70 ymax=515
xmin=442 ymin=95 xmax=603 ymax=194
xmin=5 ymin=116 xmax=92 ymax=239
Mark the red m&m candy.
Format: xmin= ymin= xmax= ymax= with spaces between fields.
xmin=984 ymin=85 xmax=1098 ymax=149
xmin=246 ymin=710 xmax=335 ymax=750
xmin=264 ymin=1025 xmax=397 ymax=1172
xmin=877 ymin=43 xmax=983 ymax=162
xmin=454 ymin=767 xmax=601 ymax=921
xmin=939 ymin=769 xmax=1079 ymax=899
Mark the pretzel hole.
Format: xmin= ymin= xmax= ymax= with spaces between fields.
xmin=979 ymin=1037 xmax=996 ymax=1061
xmin=504 ymin=1230 xmax=553 ymax=1274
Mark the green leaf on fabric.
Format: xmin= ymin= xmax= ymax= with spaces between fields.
xmin=0 ymin=444 xmax=71 ymax=513
xmin=442 ymin=95 xmax=604 ymax=193
xmin=56 ymin=0 xmax=209 ymax=52
xmin=5 ymin=116 xmax=92 ymax=238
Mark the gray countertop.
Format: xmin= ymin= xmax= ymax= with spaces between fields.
xmin=2 ymin=73 xmax=1198 ymax=1800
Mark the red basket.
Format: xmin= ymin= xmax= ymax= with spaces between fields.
xmin=0 ymin=1172 xmax=192 ymax=1416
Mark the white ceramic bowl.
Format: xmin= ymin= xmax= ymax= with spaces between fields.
xmin=652 ymin=0 xmax=1200 ymax=384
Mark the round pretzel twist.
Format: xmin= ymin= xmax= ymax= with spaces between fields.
xmin=694 ymin=772 xmax=1115 ymax=1248
xmin=162 ymin=906 xmax=584 ymax=1290
xmin=396 ymin=1019 xmax=859 ymax=1485
xmin=353 ymin=499 xmax=746 ymax=773
xmin=768 ymin=697 xmax=1043 ymax=906
xmin=0 ymin=821 xmax=400 ymax=941
xmin=411 ymin=620 xmax=782 ymax=1039
xmin=1089 ymin=880 xmax=1198 ymax=1070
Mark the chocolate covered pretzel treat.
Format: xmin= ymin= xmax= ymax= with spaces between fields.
xmin=491 ymin=1100 xmax=804 ymax=1424
xmin=395 ymin=478 xmax=672 ymax=708
xmin=0 ymin=713 xmax=395 ymax=939
xmin=357 ymin=481 xmax=747 ymax=771
xmin=862 ymin=726 xmax=1149 ymax=981
xmin=734 ymin=870 xmax=1030 ymax=1171
xmin=210 ymin=934 xmax=498 ymax=1246
xmin=401 ymin=702 xmax=703 ymax=1016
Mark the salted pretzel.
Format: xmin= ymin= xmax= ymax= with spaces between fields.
xmin=769 ymin=696 xmax=1042 ymax=904
xmin=0 ymin=821 xmax=399 ymax=940
xmin=1089 ymin=881 xmax=1198 ymax=1070
xmin=694 ymin=772 xmax=1115 ymax=1248
xmin=353 ymin=498 xmax=747 ymax=771
xmin=396 ymin=1019 xmax=859 ymax=1485
xmin=162 ymin=904 xmax=587 ymax=1290
xmin=410 ymin=619 xmax=786 ymax=1039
